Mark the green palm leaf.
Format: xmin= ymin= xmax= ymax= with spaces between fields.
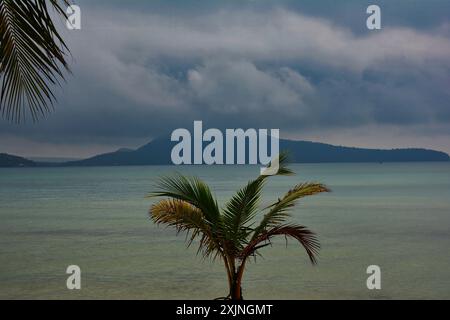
xmin=239 ymin=224 xmax=320 ymax=264
xmin=251 ymin=182 xmax=330 ymax=242
xmin=0 ymin=0 xmax=70 ymax=122
xmin=222 ymin=177 xmax=265 ymax=253
xmin=222 ymin=151 xmax=293 ymax=253
xmin=150 ymin=199 xmax=221 ymax=258
xmin=149 ymin=173 xmax=222 ymax=226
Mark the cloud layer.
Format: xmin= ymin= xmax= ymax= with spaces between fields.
xmin=1 ymin=4 xmax=450 ymax=156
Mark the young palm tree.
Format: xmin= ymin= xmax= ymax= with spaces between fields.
xmin=149 ymin=154 xmax=330 ymax=300
xmin=0 ymin=0 xmax=71 ymax=122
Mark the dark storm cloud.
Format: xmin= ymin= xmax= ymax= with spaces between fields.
xmin=1 ymin=1 xmax=450 ymax=155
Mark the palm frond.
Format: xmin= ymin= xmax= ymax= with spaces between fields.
xmin=251 ymin=183 xmax=330 ymax=241
xmin=0 ymin=0 xmax=71 ymax=122
xmin=150 ymin=199 xmax=222 ymax=259
xmin=151 ymin=198 xmax=208 ymax=236
xmin=148 ymin=173 xmax=223 ymax=231
xmin=221 ymin=151 xmax=294 ymax=253
xmin=222 ymin=177 xmax=265 ymax=252
xmin=239 ymin=224 xmax=320 ymax=264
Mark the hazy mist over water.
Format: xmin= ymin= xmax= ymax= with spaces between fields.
xmin=0 ymin=163 xmax=449 ymax=299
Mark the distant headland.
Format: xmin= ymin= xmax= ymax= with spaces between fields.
xmin=1 ymin=137 xmax=449 ymax=168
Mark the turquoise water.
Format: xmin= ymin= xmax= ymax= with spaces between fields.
xmin=0 ymin=163 xmax=449 ymax=299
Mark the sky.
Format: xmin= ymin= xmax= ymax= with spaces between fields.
xmin=1 ymin=0 xmax=450 ymax=158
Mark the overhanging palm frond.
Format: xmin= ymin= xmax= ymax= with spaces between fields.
xmin=0 ymin=0 xmax=70 ymax=122
xmin=150 ymin=198 xmax=221 ymax=258
xmin=239 ymin=224 xmax=320 ymax=264
xmin=251 ymin=183 xmax=330 ymax=241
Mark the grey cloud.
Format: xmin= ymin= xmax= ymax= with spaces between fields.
xmin=187 ymin=60 xmax=313 ymax=116
xmin=77 ymin=9 xmax=450 ymax=71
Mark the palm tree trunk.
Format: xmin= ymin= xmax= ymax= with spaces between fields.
xmin=230 ymin=277 xmax=242 ymax=300
xmin=229 ymin=263 xmax=246 ymax=300
xmin=223 ymin=256 xmax=233 ymax=297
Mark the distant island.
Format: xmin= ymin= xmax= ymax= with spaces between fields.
xmin=1 ymin=137 xmax=449 ymax=167
xmin=0 ymin=153 xmax=37 ymax=167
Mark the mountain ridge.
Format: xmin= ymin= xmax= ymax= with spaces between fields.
xmin=65 ymin=136 xmax=450 ymax=166
xmin=2 ymin=136 xmax=449 ymax=167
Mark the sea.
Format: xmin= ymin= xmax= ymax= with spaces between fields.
xmin=0 ymin=163 xmax=449 ymax=299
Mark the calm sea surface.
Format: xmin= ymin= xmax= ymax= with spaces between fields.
xmin=0 ymin=163 xmax=449 ymax=299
